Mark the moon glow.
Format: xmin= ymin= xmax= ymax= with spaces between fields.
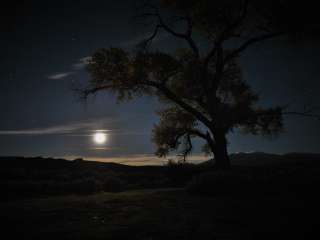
xmin=93 ymin=132 xmax=107 ymax=144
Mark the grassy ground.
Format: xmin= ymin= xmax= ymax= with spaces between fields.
xmin=2 ymin=154 xmax=320 ymax=239
xmin=2 ymin=187 xmax=319 ymax=240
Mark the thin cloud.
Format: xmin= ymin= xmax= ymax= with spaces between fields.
xmin=48 ymin=72 xmax=75 ymax=80
xmin=0 ymin=118 xmax=113 ymax=136
xmin=0 ymin=118 xmax=149 ymax=137
xmin=47 ymin=56 xmax=91 ymax=80
xmin=47 ymin=31 xmax=167 ymax=80
xmin=110 ymin=130 xmax=150 ymax=136
xmin=72 ymin=56 xmax=92 ymax=70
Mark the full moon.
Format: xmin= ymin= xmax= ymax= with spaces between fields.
xmin=93 ymin=132 xmax=107 ymax=144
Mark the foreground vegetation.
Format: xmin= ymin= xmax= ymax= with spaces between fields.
xmin=2 ymin=187 xmax=320 ymax=239
xmin=2 ymin=153 xmax=320 ymax=239
xmin=3 ymin=152 xmax=320 ymax=198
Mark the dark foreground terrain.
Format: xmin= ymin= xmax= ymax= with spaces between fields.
xmin=2 ymin=153 xmax=320 ymax=239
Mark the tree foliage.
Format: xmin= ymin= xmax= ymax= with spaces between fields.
xmin=82 ymin=0 xmax=320 ymax=167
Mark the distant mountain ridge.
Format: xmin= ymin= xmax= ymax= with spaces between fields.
xmin=1 ymin=152 xmax=320 ymax=169
xmin=229 ymin=152 xmax=320 ymax=166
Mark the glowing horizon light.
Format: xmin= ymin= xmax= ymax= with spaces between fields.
xmin=93 ymin=132 xmax=107 ymax=144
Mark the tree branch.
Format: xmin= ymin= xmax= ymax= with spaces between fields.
xmin=189 ymin=129 xmax=209 ymax=140
xmin=282 ymin=111 xmax=320 ymax=120
xmin=204 ymin=0 xmax=249 ymax=68
xmin=157 ymin=13 xmax=199 ymax=57
xmin=224 ymin=32 xmax=285 ymax=63
xmin=140 ymin=9 xmax=199 ymax=57
xmin=202 ymin=1 xmax=249 ymax=103
xmin=139 ymin=24 xmax=162 ymax=48
xmin=76 ymin=84 xmax=116 ymax=100
xmin=82 ymin=79 xmax=213 ymax=129
xmin=256 ymin=106 xmax=320 ymax=120
xmin=155 ymin=84 xmax=212 ymax=128
xmin=179 ymin=133 xmax=193 ymax=162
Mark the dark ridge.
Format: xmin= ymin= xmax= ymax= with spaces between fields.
xmin=2 ymin=152 xmax=320 ymax=170
xmin=2 ymin=152 xmax=320 ymax=199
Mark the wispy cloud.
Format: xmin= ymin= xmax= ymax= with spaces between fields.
xmin=0 ymin=118 xmax=151 ymax=137
xmin=0 ymin=118 xmax=113 ymax=136
xmin=47 ymin=72 xmax=75 ymax=80
xmin=72 ymin=56 xmax=92 ymax=70
xmin=47 ymin=56 xmax=91 ymax=80
xmin=47 ymin=31 xmax=168 ymax=80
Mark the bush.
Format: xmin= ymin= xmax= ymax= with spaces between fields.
xmin=165 ymin=160 xmax=199 ymax=186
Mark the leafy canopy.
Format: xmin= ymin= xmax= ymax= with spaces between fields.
xmin=83 ymin=0 xmax=316 ymax=160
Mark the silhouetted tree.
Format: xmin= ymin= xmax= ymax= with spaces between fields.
xmin=81 ymin=0 xmax=319 ymax=169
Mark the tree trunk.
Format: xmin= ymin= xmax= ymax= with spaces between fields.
xmin=212 ymin=132 xmax=231 ymax=169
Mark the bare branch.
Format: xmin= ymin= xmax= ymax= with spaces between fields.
xmin=282 ymin=111 xmax=320 ymax=120
xmin=139 ymin=24 xmax=162 ymax=49
xmin=220 ymin=0 xmax=249 ymax=41
xmin=204 ymin=0 xmax=249 ymax=68
xmin=83 ymin=82 xmax=212 ymax=130
xmin=75 ymin=84 xmax=115 ymax=100
xmin=80 ymin=77 xmax=212 ymax=130
xmin=281 ymin=103 xmax=320 ymax=120
xmin=224 ymin=32 xmax=285 ymax=63
xmin=256 ymin=105 xmax=320 ymax=120
xmin=180 ymin=133 xmax=193 ymax=162
xmin=139 ymin=6 xmax=199 ymax=57
xmin=189 ymin=129 xmax=209 ymax=140
xmin=158 ymin=14 xmax=199 ymax=57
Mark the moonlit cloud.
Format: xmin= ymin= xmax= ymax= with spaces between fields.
xmin=0 ymin=119 xmax=113 ymax=135
xmin=47 ymin=31 xmax=167 ymax=80
xmin=0 ymin=118 xmax=151 ymax=137
xmin=47 ymin=72 xmax=75 ymax=80
xmin=72 ymin=56 xmax=92 ymax=70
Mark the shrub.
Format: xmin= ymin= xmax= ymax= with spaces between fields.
xmin=165 ymin=160 xmax=199 ymax=186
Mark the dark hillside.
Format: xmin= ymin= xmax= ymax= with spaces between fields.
xmin=2 ymin=153 xmax=320 ymax=199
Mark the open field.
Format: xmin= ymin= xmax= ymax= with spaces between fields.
xmin=2 ymin=188 xmax=320 ymax=240
xmin=2 ymin=153 xmax=320 ymax=239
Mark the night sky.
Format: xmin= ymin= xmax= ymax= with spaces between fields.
xmin=1 ymin=0 xmax=319 ymax=165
